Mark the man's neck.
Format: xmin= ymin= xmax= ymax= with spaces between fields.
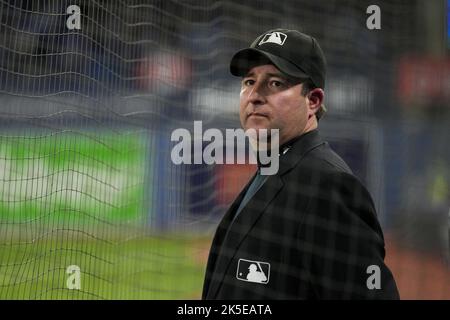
xmin=279 ymin=118 xmax=318 ymax=147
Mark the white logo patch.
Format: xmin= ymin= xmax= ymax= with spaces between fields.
xmin=258 ymin=32 xmax=287 ymax=46
xmin=236 ymin=258 xmax=270 ymax=284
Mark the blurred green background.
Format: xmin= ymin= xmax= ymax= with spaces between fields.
xmin=0 ymin=131 xmax=206 ymax=299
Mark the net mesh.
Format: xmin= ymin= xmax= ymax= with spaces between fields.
xmin=0 ymin=0 xmax=448 ymax=299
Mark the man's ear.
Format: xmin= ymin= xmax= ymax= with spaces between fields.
xmin=307 ymin=88 xmax=324 ymax=115
xmin=308 ymin=88 xmax=325 ymax=111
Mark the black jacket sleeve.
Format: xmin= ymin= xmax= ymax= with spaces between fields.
xmin=297 ymin=171 xmax=400 ymax=299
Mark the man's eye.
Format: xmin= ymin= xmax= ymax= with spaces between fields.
xmin=270 ymin=80 xmax=284 ymax=87
xmin=243 ymin=79 xmax=254 ymax=86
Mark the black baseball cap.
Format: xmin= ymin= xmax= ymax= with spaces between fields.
xmin=230 ymin=29 xmax=326 ymax=89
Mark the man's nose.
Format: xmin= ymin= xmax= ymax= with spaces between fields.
xmin=247 ymin=83 xmax=267 ymax=105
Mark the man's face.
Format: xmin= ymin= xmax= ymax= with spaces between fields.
xmin=239 ymin=64 xmax=310 ymax=145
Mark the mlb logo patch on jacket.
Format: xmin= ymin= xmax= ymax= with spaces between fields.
xmin=236 ymin=258 xmax=270 ymax=284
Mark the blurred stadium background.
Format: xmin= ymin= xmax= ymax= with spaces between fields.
xmin=0 ymin=0 xmax=449 ymax=299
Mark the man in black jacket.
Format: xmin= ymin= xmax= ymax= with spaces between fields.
xmin=202 ymin=29 xmax=399 ymax=299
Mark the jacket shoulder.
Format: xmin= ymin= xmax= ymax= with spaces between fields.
xmin=296 ymin=141 xmax=353 ymax=175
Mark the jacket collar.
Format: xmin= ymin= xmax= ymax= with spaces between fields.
xmin=256 ymin=129 xmax=325 ymax=176
xmin=277 ymin=129 xmax=325 ymax=176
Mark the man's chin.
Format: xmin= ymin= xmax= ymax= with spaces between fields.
xmin=244 ymin=127 xmax=270 ymax=139
xmin=243 ymin=124 xmax=271 ymax=133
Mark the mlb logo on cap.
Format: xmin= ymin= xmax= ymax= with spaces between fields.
xmin=230 ymin=28 xmax=327 ymax=90
xmin=236 ymin=258 xmax=270 ymax=284
xmin=258 ymin=31 xmax=287 ymax=46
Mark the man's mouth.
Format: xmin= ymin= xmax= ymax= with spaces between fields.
xmin=247 ymin=112 xmax=268 ymax=119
